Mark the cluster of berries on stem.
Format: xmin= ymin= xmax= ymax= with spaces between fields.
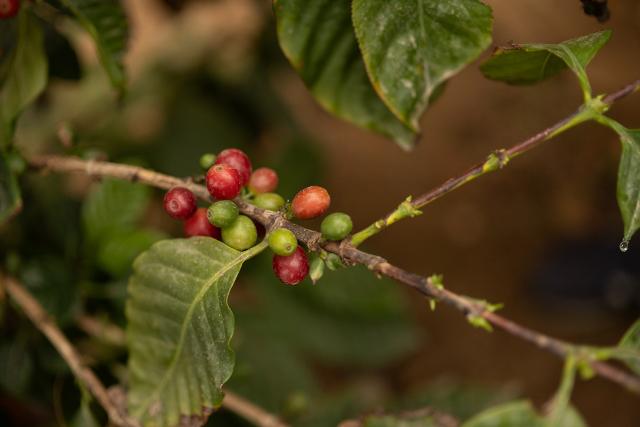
xmin=163 ymin=148 xmax=354 ymax=285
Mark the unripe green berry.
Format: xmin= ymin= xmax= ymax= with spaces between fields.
xmin=207 ymin=200 xmax=239 ymax=228
xmin=252 ymin=192 xmax=285 ymax=211
xmin=221 ymin=215 xmax=257 ymax=250
xmin=199 ymin=153 xmax=217 ymax=170
xmin=268 ymin=228 xmax=298 ymax=256
xmin=321 ymin=212 xmax=353 ymax=241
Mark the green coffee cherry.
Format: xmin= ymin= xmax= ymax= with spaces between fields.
xmin=268 ymin=228 xmax=297 ymax=256
xmin=252 ymin=192 xmax=285 ymax=211
xmin=207 ymin=200 xmax=239 ymax=228
xmin=199 ymin=153 xmax=217 ymax=170
xmin=320 ymin=212 xmax=353 ymax=241
xmin=221 ymin=215 xmax=257 ymax=250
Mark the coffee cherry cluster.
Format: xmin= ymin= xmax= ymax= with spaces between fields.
xmin=163 ymin=147 xmax=353 ymax=286
xmin=0 ymin=0 xmax=19 ymax=19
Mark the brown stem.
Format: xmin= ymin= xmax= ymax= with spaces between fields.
xmin=338 ymin=406 xmax=459 ymax=427
xmin=1 ymin=275 xmax=138 ymax=427
xmin=25 ymin=154 xmax=640 ymax=396
xmin=222 ymin=392 xmax=289 ymax=427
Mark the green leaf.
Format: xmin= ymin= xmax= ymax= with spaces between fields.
xmin=0 ymin=339 xmax=33 ymax=396
xmin=0 ymin=151 xmax=21 ymax=224
xmin=274 ymin=0 xmax=417 ymax=150
xmin=616 ymin=318 xmax=640 ymax=375
xmin=97 ymin=229 xmax=166 ymax=277
xmin=243 ymin=261 xmax=419 ymax=368
xmin=126 ymin=238 xmax=266 ymax=426
xmin=82 ymin=178 xmax=150 ymax=245
xmin=352 ymin=0 xmax=493 ymax=129
xmin=60 ymin=0 xmax=128 ymax=92
xmin=614 ymin=127 xmax=640 ymax=246
xmin=462 ymin=401 xmax=543 ymax=427
xmin=545 ymin=356 xmax=580 ymax=427
xmin=480 ymin=31 xmax=611 ymax=96
xmin=0 ymin=8 xmax=48 ymax=149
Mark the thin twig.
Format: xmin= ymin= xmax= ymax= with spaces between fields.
xmin=0 ymin=275 xmax=137 ymax=427
xmin=26 ymin=154 xmax=640 ymax=396
xmin=222 ymin=392 xmax=289 ymax=427
xmin=349 ymin=78 xmax=640 ymax=246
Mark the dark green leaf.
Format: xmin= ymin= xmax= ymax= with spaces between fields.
xmin=126 ymin=238 xmax=265 ymax=426
xmin=0 ymin=340 xmax=33 ymax=396
xmin=462 ymin=400 xmax=543 ymax=427
xmin=480 ymin=31 xmax=611 ymax=95
xmin=60 ymin=0 xmax=128 ymax=91
xmin=0 ymin=151 xmax=21 ymax=224
xmin=274 ymin=0 xmax=416 ymax=149
xmin=244 ymin=261 xmax=419 ymax=368
xmin=0 ymin=8 xmax=48 ymax=149
xmin=82 ymin=178 xmax=150 ymax=245
xmin=97 ymin=229 xmax=167 ymax=277
xmin=352 ymin=0 xmax=492 ymax=129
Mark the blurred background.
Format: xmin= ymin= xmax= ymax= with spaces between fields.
xmin=1 ymin=0 xmax=640 ymax=425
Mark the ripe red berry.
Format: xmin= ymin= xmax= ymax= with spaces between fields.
xmin=215 ymin=148 xmax=252 ymax=186
xmin=291 ymin=186 xmax=330 ymax=219
xmin=272 ymin=246 xmax=309 ymax=285
xmin=0 ymin=0 xmax=19 ymax=19
xmin=249 ymin=167 xmax=278 ymax=194
xmin=184 ymin=208 xmax=220 ymax=238
xmin=163 ymin=187 xmax=197 ymax=220
xmin=206 ymin=164 xmax=241 ymax=200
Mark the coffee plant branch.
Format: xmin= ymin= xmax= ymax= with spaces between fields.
xmin=350 ymin=78 xmax=640 ymax=247
xmin=26 ymin=153 xmax=640 ymax=395
xmin=0 ymin=275 xmax=137 ymax=427
xmin=1 ymin=275 xmax=290 ymax=427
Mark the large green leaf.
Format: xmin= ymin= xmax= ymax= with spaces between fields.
xmin=352 ymin=0 xmax=492 ymax=129
xmin=480 ymin=31 xmax=611 ymax=96
xmin=274 ymin=0 xmax=416 ymax=150
xmin=0 ymin=152 xmax=21 ymax=224
xmin=462 ymin=401 xmax=543 ymax=427
xmin=126 ymin=238 xmax=265 ymax=426
xmin=0 ymin=8 xmax=48 ymax=149
xmin=60 ymin=0 xmax=128 ymax=92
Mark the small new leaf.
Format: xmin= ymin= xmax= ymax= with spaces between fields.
xmin=616 ymin=318 xmax=640 ymax=376
xmin=480 ymin=30 xmax=611 ymax=97
xmin=309 ymin=254 xmax=324 ymax=284
xmin=387 ymin=196 xmax=422 ymax=225
xmin=467 ymin=315 xmax=492 ymax=332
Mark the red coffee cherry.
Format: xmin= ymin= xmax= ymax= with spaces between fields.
xmin=206 ymin=164 xmax=241 ymax=200
xmin=291 ymin=186 xmax=330 ymax=219
xmin=215 ymin=148 xmax=252 ymax=186
xmin=272 ymin=246 xmax=309 ymax=285
xmin=249 ymin=167 xmax=278 ymax=194
xmin=0 ymin=0 xmax=19 ymax=19
xmin=184 ymin=208 xmax=220 ymax=238
xmin=163 ymin=187 xmax=197 ymax=220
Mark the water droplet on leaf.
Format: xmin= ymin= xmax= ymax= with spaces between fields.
xmin=619 ymin=240 xmax=630 ymax=253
